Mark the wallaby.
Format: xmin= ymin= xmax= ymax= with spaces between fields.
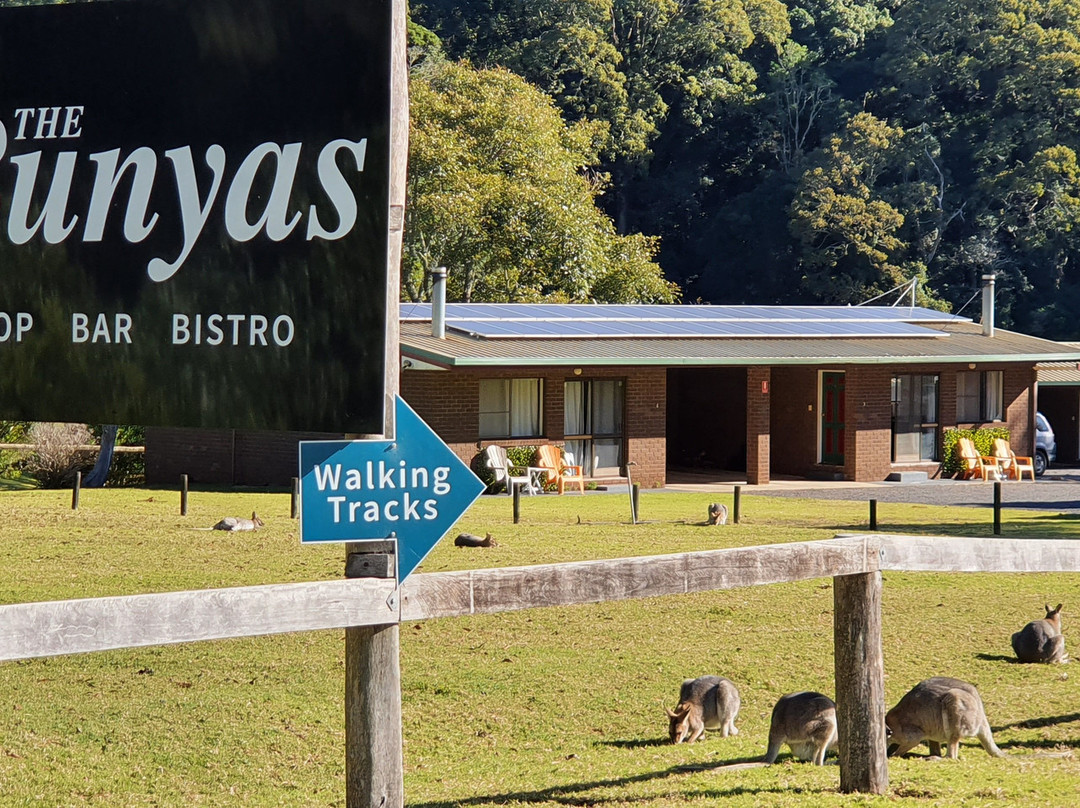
xmin=707 ymin=503 xmax=728 ymax=525
xmin=212 ymin=512 xmax=264 ymax=532
xmin=665 ymin=675 xmax=741 ymax=743
xmin=1012 ymin=603 xmax=1068 ymax=663
xmin=454 ymin=532 xmax=498 ymax=547
xmin=764 ymin=691 xmax=838 ymax=765
xmin=885 ymin=677 xmax=1004 ymax=759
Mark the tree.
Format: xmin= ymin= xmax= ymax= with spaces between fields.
xmin=412 ymin=0 xmax=790 ymax=229
xmin=789 ymin=112 xmax=947 ymax=305
xmin=403 ymin=57 xmax=677 ymax=303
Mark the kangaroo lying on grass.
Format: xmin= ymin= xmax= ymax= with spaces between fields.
xmin=212 ymin=512 xmax=264 ymax=532
xmin=1012 ymin=603 xmax=1068 ymax=663
xmin=885 ymin=677 xmax=1004 ymax=759
xmin=764 ymin=691 xmax=837 ymax=765
xmin=666 ymin=675 xmax=741 ymax=743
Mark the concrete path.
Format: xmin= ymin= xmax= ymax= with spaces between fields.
xmin=663 ymin=467 xmax=1080 ymax=513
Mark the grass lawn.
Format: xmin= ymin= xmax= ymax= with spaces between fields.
xmin=0 ymin=487 xmax=1077 ymax=806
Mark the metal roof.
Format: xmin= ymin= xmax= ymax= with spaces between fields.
xmin=401 ymin=313 xmax=1080 ymax=368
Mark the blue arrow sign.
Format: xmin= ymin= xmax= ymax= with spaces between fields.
xmin=299 ymin=396 xmax=486 ymax=582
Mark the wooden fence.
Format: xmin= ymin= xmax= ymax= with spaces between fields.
xmin=2 ymin=532 xmax=1080 ymax=803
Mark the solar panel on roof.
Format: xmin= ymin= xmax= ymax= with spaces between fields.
xmin=398 ymin=302 xmax=967 ymax=337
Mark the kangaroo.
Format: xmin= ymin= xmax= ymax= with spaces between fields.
xmin=665 ymin=675 xmax=741 ymax=743
xmin=764 ymin=691 xmax=838 ymax=765
xmin=1012 ymin=603 xmax=1068 ymax=663
xmin=212 ymin=512 xmax=264 ymax=532
xmin=885 ymin=677 xmax=1004 ymax=759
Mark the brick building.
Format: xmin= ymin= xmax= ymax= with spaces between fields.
xmin=145 ymin=301 xmax=1080 ymax=488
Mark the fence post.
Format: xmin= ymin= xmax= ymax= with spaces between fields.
xmin=345 ymin=540 xmax=402 ymax=808
xmin=733 ymin=485 xmax=741 ymax=524
xmin=631 ymin=483 xmax=640 ymax=525
xmin=512 ymin=483 xmax=521 ymax=524
xmin=869 ymin=499 xmax=877 ymax=531
xmin=180 ymin=474 xmax=189 ymax=517
xmin=993 ymin=482 xmax=1002 ymax=535
xmin=71 ymin=471 xmax=81 ymax=510
xmin=834 ymin=570 xmax=888 ymax=794
xmin=291 ymin=477 xmax=299 ymax=519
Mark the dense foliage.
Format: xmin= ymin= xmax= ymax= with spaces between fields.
xmin=411 ymin=0 xmax=1080 ymax=335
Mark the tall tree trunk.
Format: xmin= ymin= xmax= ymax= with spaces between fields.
xmin=83 ymin=425 xmax=117 ymax=488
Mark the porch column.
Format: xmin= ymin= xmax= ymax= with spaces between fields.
xmin=746 ymin=367 xmax=771 ymax=485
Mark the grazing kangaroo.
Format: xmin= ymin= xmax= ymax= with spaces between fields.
xmin=1012 ymin=604 xmax=1068 ymax=663
xmin=885 ymin=677 xmax=1004 ymax=759
xmin=666 ymin=675 xmax=740 ymax=743
xmin=764 ymin=691 xmax=838 ymax=765
xmin=212 ymin=512 xmax=264 ymax=532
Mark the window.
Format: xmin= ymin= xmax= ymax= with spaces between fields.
xmin=479 ymin=378 xmax=543 ymax=438
xmin=957 ymin=370 xmax=1003 ymax=422
xmin=891 ymin=374 xmax=939 ymax=462
xmin=564 ymin=379 xmax=624 ymax=476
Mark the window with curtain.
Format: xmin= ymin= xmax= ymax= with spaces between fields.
xmin=564 ymin=379 xmax=624 ymax=476
xmin=957 ymin=370 xmax=1003 ymax=422
xmin=891 ymin=373 xmax=939 ymax=462
xmin=478 ymin=378 xmax=543 ymax=438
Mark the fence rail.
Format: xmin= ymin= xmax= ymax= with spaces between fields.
xmin=3 ymin=533 xmax=1079 ymax=663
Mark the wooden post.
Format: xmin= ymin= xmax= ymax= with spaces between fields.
xmin=993 ymin=481 xmax=1002 ymax=535
xmin=834 ymin=571 xmax=888 ymax=794
xmin=733 ymin=485 xmax=741 ymax=524
xmin=869 ymin=499 xmax=877 ymax=531
xmin=512 ymin=482 xmax=521 ymax=524
xmin=180 ymin=474 xmax=188 ymax=516
xmin=346 ymin=0 xmax=407 ymax=799
xmin=71 ymin=471 xmax=81 ymax=510
xmin=291 ymin=477 xmax=299 ymax=519
xmin=631 ymin=483 xmax=640 ymax=525
xmin=345 ymin=540 xmax=401 ymax=808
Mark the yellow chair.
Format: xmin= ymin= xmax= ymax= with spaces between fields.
xmin=534 ymin=444 xmax=585 ymax=494
xmin=955 ymin=437 xmax=999 ymax=480
xmin=992 ymin=438 xmax=1035 ymax=481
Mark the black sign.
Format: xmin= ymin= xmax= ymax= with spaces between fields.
xmin=0 ymin=0 xmax=391 ymax=432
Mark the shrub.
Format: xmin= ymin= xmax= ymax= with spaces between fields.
xmin=25 ymin=422 xmax=92 ymax=488
xmin=941 ymin=426 xmax=1010 ymax=477
xmin=471 ymin=445 xmax=538 ymax=492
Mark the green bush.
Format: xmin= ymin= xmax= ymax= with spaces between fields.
xmin=941 ymin=426 xmax=1010 ymax=477
xmin=471 ymin=445 xmax=538 ymax=492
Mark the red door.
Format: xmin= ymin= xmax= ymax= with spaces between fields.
xmin=821 ymin=372 xmax=845 ymax=465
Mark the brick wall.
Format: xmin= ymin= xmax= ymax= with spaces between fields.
xmin=401 ymin=366 xmax=667 ymax=487
xmin=145 ymin=427 xmax=339 ymax=487
xmin=746 ymin=367 xmax=770 ymax=484
xmin=770 ymin=366 xmax=820 ymax=477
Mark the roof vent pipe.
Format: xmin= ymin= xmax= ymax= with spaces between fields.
xmin=431 ymin=266 xmax=447 ymax=339
xmin=981 ymin=274 xmax=995 ymax=337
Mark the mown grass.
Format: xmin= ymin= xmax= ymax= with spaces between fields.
xmin=0 ymin=487 xmax=1078 ymax=806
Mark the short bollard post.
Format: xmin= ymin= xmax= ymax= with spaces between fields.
xmin=733 ymin=485 xmax=741 ymax=524
xmin=993 ymin=481 xmax=1001 ymax=535
xmin=869 ymin=499 xmax=877 ymax=531
xmin=180 ymin=474 xmax=189 ymax=516
xmin=631 ymin=483 xmax=640 ymax=525
xmin=291 ymin=477 xmax=299 ymax=519
xmin=512 ymin=482 xmax=521 ymax=524
xmin=71 ymin=471 xmax=81 ymax=511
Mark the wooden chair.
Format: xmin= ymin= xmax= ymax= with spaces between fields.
xmin=483 ymin=444 xmax=536 ymax=494
xmin=534 ymin=444 xmax=585 ymax=494
xmin=992 ymin=438 xmax=1036 ymax=481
xmin=956 ymin=437 xmax=999 ymax=481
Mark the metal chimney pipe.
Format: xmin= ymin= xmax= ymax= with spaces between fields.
xmin=981 ymin=274 xmax=995 ymax=337
xmin=431 ymin=266 xmax=447 ymax=339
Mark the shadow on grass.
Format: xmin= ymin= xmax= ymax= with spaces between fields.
xmin=408 ymin=755 xmax=796 ymax=808
xmin=994 ymin=712 xmax=1080 ymax=732
xmin=975 ymin=653 xmax=1021 ymax=664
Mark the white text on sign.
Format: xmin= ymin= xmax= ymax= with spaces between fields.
xmin=311 ymin=460 xmax=452 ymax=524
